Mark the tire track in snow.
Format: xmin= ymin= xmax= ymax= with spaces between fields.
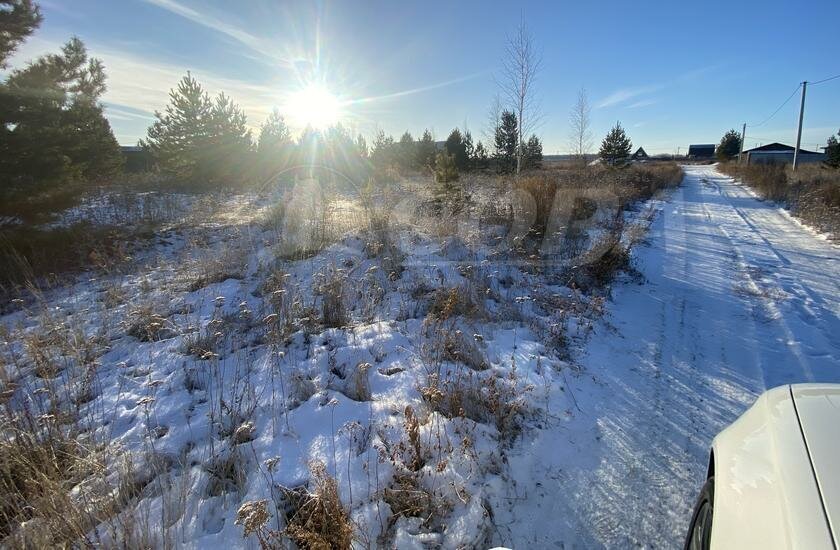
xmin=491 ymin=164 xmax=840 ymax=549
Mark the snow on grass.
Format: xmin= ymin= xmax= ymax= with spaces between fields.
xmin=0 ymin=169 xmax=679 ymax=547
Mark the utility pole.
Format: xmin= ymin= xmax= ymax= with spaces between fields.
xmin=739 ymin=123 xmax=746 ymax=163
xmin=793 ymin=81 xmax=807 ymax=172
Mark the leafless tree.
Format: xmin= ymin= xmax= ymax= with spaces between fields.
xmin=497 ymin=19 xmax=542 ymax=175
xmin=569 ymin=88 xmax=593 ymax=162
xmin=484 ymin=93 xmax=503 ymax=150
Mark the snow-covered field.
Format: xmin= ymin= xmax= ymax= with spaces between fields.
xmin=492 ymin=164 xmax=840 ymax=548
xmin=1 ymin=164 xmax=837 ymax=548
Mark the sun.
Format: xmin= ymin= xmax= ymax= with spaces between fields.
xmin=286 ymin=84 xmax=342 ymax=129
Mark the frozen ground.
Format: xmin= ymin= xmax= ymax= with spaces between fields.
xmin=3 ymin=164 xmax=837 ymax=548
xmin=491 ymin=164 xmax=840 ymax=548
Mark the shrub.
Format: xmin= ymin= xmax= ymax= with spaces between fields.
xmin=282 ymin=461 xmax=353 ymax=550
xmin=434 ymin=151 xmax=459 ymax=184
xmin=719 ymin=162 xmax=840 ymax=239
xmin=719 ymin=163 xmax=788 ymax=202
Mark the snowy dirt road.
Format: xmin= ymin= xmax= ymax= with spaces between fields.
xmin=492 ymin=164 xmax=840 ymax=548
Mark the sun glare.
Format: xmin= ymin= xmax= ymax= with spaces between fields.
xmin=286 ymin=84 xmax=342 ymax=129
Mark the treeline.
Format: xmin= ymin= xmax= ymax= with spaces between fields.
xmin=141 ymin=72 xmax=545 ymax=187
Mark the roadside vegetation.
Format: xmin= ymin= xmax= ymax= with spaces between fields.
xmin=717 ymin=129 xmax=840 ymax=239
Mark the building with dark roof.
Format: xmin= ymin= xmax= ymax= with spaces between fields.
xmin=742 ymin=142 xmax=825 ymax=165
xmin=631 ymin=147 xmax=649 ymax=161
xmin=687 ymin=144 xmax=715 ymax=159
xmin=121 ymin=145 xmax=153 ymax=173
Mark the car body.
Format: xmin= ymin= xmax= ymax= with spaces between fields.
xmin=685 ymin=384 xmax=840 ymax=549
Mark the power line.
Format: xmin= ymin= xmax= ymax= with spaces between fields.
xmin=810 ymin=73 xmax=840 ymax=86
xmin=747 ymin=84 xmax=801 ymax=128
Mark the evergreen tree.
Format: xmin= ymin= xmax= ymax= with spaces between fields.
xmin=258 ymin=109 xmax=291 ymax=157
xmin=356 ymin=133 xmax=368 ymax=160
xmin=0 ymin=35 xmax=122 ymax=186
xmin=370 ymin=130 xmax=395 ymax=180
xmin=416 ymin=129 xmax=436 ymax=169
xmin=62 ymin=100 xmax=123 ymax=180
xmin=494 ymin=110 xmax=518 ymax=173
xmin=524 ymin=134 xmax=542 ymax=169
xmin=473 ymin=141 xmax=489 ymax=169
xmin=716 ymin=129 xmax=742 ymax=161
xmin=142 ymin=73 xmax=252 ymax=185
xmin=825 ymin=131 xmax=840 ymax=169
xmin=0 ymin=0 xmax=42 ymax=67
xmin=205 ymin=92 xmax=253 ymax=181
xmin=323 ymin=123 xmax=359 ymax=180
xmin=463 ymin=130 xmax=474 ymax=170
xmin=141 ymin=73 xmax=213 ymax=182
xmin=599 ymin=122 xmax=632 ymax=165
xmin=445 ymin=128 xmax=468 ymax=171
xmin=397 ymin=131 xmax=415 ymax=172
xmin=434 ymin=151 xmax=459 ymax=183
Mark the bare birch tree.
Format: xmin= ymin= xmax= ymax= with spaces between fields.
xmin=497 ymin=20 xmax=542 ymax=175
xmin=569 ymin=88 xmax=593 ymax=162
xmin=484 ymin=93 xmax=503 ymax=150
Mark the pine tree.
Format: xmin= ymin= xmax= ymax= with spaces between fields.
xmin=434 ymin=150 xmax=459 ymax=183
xmin=355 ymin=133 xmax=368 ymax=160
xmin=524 ymin=134 xmax=542 ymax=169
xmin=445 ymin=128 xmax=469 ymax=171
xmin=0 ymin=0 xmax=42 ymax=67
xmin=141 ymin=73 xmax=252 ymax=185
xmin=825 ymin=131 xmax=840 ymax=169
xmin=370 ymin=130 xmax=395 ymax=180
xmin=397 ymin=131 xmax=415 ymax=172
xmin=416 ymin=129 xmax=436 ymax=169
xmin=205 ymin=92 xmax=253 ymax=182
xmin=63 ymin=100 xmax=123 ymax=180
xmin=599 ymin=122 xmax=632 ymax=166
xmin=463 ymin=130 xmax=474 ymax=170
xmin=494 ymin=110 xmax=518 ymax=173
xmin=323 ymin=123 xmax=359 ymax=180
xmin=0 ymin=35 xmax=121 ymax=186
xmin=473 ymin=141 xmax=489 ymax=169
xmin=141 ymin=73 xmax=213 ymax=183
xmin=258 ymin=109 xmax=291 ymax=157
xmin=716 ymin=129 xmax=742 ymax=161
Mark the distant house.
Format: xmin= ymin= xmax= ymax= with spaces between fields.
xmin=121 ymin=145 xmax=153 ymax=173
xmin=741 ymin=142 xmax=825 ymax=165
xmin=631 ymin=147 xmax=649 ymax=161
xmin=687 ymin=144 xmax=715 ymax=159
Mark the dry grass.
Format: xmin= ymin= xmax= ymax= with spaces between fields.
xmin=421 ymin=367 xmax=531 ymax=442
xmin=0 ymin=225 xmax=141 ymax=305
xmin=719 ymin=163 xmax=788 ymax=202
xmin=427 ymin=286 xmax=485 ymax=321
xmin=720 ymin=162 xmax=840 ymax=237
xmin=125 ymin=304 xmax=178 ymax=342
xmin=281 ymin=461 xmax=353 ymax=550
xmin=568 ymin=232 xmax=632 ymax=290
xmin=317 ymin=270 xmax=349 ymax=328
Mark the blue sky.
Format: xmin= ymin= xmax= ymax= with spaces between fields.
xmin=11 ymin=0 xmax=840 ymax=154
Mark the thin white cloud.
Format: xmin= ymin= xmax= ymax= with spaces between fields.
xmin=597 ymin=65 xmax=719 ymax=110
xmin=596 ymin=84 xmax=662 ymax=109
xmin=141 ymin=0 xmax=293 ymax=67
xmin=627 ymin=98 xmax=658 ymax=109
xmin=346 ymin=70 xmax=490 ymax=105
xmin=104 ymin=105 xmax=156 ymax=121
xmin=7 ymin=35 xmax=280 ymax=131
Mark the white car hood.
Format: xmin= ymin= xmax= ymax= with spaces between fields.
xmin=710 ymin=384 xmax=837 ymax=549
xmin=791 ymin=384 xmax=840 ymax=546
